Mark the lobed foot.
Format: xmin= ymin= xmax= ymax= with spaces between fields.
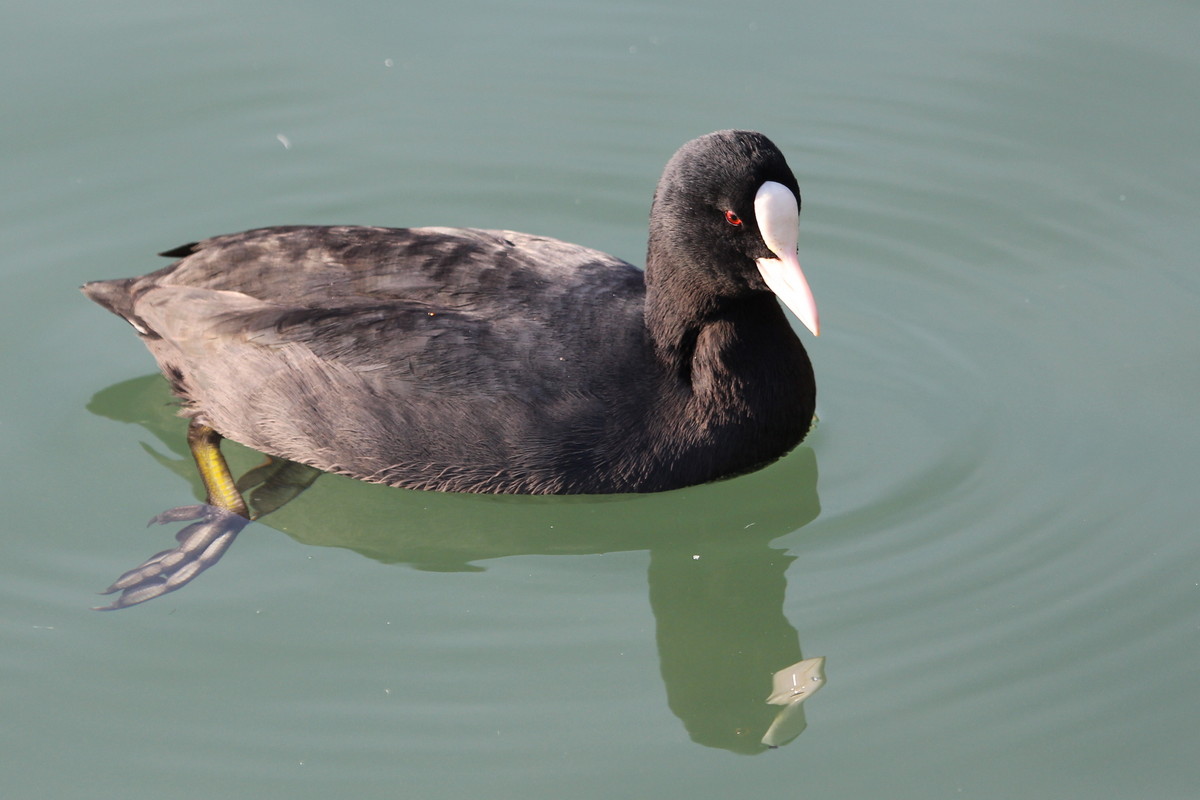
xmin=94 ymin=505 xmax=248 ymax=610
xmin=95 ymin=421 xmax=323 ymax=610
xmin=236 ymin=458 xmax=322 ymax=519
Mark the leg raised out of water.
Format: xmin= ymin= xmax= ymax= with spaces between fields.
xmin=95 ymin=422 xmax=321 ymax=610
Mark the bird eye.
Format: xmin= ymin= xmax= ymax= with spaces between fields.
xmin=724 ymin=210 xmax=743 ymax=227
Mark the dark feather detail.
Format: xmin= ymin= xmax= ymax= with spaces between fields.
xmin=158 ymin=242 xmax=201 ymax=258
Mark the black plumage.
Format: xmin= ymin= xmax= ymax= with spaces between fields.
xmin=83 ymin=130 xmax=818 ymax=495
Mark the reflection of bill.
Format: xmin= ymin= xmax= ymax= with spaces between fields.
xmin=649 ymin=525 xmax=824 ymax=754
xmin=763 ymin=656 xmax=827 ymax=747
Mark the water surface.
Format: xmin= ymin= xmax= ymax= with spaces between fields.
xmin=3 ymin=1 xmax=1198 ymax=797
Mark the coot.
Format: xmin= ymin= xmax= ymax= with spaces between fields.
xmin=83 ymin=130 xmax=818 ymax=499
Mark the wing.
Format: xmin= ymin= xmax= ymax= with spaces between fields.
xmin=97 ymin=225 xmax=654 ymax=491
xmin=148 ymin=225 xmax=644 ymax=320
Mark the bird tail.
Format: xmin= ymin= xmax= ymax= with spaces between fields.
xmin=81 ymin=278 xmax=154 ymax=336
xmin=81 ymin=278 xmax=137 ymax=317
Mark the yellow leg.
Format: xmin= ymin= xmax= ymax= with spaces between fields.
xmin=186 ymin=421 xmax=250 ymax=519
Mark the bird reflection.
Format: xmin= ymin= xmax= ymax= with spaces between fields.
xmin=88 ymin=375 xmax=825 ymax=753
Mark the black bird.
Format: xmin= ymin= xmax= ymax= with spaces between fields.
xmin=83 ymin=130 xmax=819 ymax=507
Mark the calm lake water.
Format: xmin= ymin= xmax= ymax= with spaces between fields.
xmin=4 ymin=0 xmax=1198 ymax=797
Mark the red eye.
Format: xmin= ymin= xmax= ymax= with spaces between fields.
xmin=724 ymin=210 xmax=743 ymax=227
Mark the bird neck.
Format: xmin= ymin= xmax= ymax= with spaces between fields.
xmin=643 ymin=253 xmax=789 ymax=391
xmin=644 ymin=253 xmax=720 ymax=378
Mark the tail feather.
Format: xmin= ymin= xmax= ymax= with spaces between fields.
xmin=81 ymin=278 xmax=154 ymax=336
xmin=81 ymin=278 xmax=136 ymax=315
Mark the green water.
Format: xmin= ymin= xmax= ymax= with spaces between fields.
xmin=4 ymin=0 xmax=1198 ymax=797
